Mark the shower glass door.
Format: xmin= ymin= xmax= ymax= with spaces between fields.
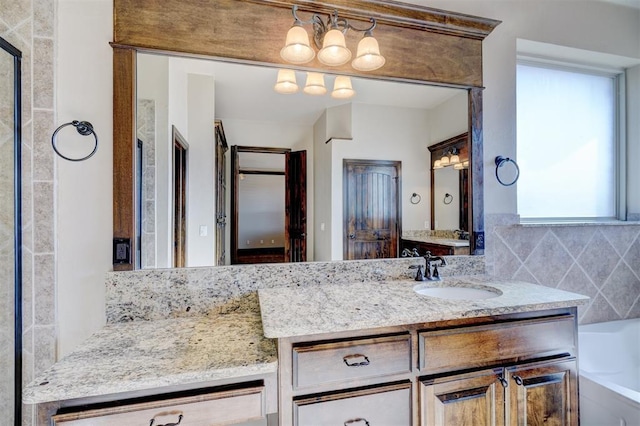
xmin=0 ymin=36 xmax=22 ymax=426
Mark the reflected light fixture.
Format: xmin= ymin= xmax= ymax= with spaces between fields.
xmin=274 ymin=69 xmax=299 ymax=94
xmin=281 ymin=5 xmax=385 ymax=72
xmin=433 ymin=159 xmax=443 ymax=169
xmin=439 ymin=155 xmax=450 ymax=167
xmin=303 ymin=72 xmax=327 ymax=95
xmin=331 ymin=75 xmax=355 ymax=99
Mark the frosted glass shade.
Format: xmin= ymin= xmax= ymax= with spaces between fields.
xmin=303 ymin=72 xmax=327 ymax=95
xmin=317 ymin=29 xmax=351 ymax=66
xmin=439 ymin=155 xmax=450 ymax=166
xmin=352 ymin=35 xmax=385 ymax=71
xmin=331 ymin=76 xmax=355 ymax=99
xmin=274 ymin=69 xmax=299 ymax=94
xmin=449 ymin=154 xmax=460 ymax=165
xmin=280 ymin=25 xmax=315 ymax=64
xmin=433 ymin=160 xmax=442 ymax=169
xmin=453 ymin=163 xmax=464 ymax=170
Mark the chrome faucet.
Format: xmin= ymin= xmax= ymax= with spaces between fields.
xmin=401 ymin=247 xmax=421 ymax=257
xmin=424 ymin=251 xmax=447 ymax=281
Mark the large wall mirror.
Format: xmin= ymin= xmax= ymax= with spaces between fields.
xmin=112 ymin=0 xmax=499 ymax=270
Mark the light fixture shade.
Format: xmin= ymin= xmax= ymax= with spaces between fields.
xmin=439 ymin=155 xmax=450 ymax=166
xmin=449 ymin=154 xmax=460 ymax=165
xmin=318 ymin=29 xmax=351 ymax=66
xmin=352 ymin=35 xmax=386 ymax=71
xmin=274 ymin=69 xmax=299 ymax=94
xmin=303 ymin=72 xmax=327 ymax=95
xmin=433 ymin=160 xmax=442 ymax=169
xmin=453 ymin=163 xmax=464 ymax=170
xmin=331 ymin=75 xmax=355 ymax=99
xmin=280 ymin=25 xmax=315 ymax=64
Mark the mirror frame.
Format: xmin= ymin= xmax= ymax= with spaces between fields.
xmin=111 ymin=0 xmax=500 ymax=270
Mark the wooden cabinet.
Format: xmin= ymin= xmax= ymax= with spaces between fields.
xmin=52 ymin=384 xmax=267 ymax=426
xmin=420 ymin=358 xmax=578 ymax=426
xmin=277 ymin=308 xmax=579 ymax=426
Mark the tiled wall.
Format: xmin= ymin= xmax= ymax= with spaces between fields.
xmin=1 ymin=0 xmax=57 ymax=424
xmin=486 ymin=214 xmax=640 ymax=324
xmin=137 ymin=99 xmax=156 ymax=269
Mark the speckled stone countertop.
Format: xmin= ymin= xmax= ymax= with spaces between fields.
xmin=23 ymin=294 xmax=277 ymax=405
xmin=259 ymin=276 xmax=590 ymax=339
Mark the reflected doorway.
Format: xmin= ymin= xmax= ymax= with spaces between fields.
xmin=231 ymin=146 xmax=307 ymax=264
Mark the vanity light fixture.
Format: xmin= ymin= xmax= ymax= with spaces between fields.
xmin=273 ymin=69 xmax=299 ymax=94
xmin=281 ymin=5 xmax=386 ymax=72
xmin=435 ymin=149 xmax=467 ymax=170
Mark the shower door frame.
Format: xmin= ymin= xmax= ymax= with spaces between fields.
xmin=1 ymin=35 xmax=23 ymax=426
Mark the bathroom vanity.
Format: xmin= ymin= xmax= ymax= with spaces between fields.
xmin=24 ymin=273 xmax=588 ymax=425
xmin=259 ymin=277 xmax=588 ymax=425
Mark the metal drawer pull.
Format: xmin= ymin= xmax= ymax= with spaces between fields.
xmin=513 ymin=375 xmax=524 ymax=386
xmin=343 ymin=354 xmax=370 ymax=367
xmin=498 ymin=376 xmax=508 ymax=388
xmin=149 ymin=412 xmax=183 ymax=426
xmin=344 ymin=418 xmax=370 ymax=426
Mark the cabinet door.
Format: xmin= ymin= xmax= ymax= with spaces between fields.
xmin=507 ymin=358 xmax=578 ymax=426
xmin=420 ymin=368 xmax=505 ymax=426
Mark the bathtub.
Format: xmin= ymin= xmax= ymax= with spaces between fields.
xmin=579 ymin=318 xmax=640 ymax=426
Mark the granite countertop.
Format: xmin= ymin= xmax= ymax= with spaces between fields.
xmin=258 ymin=276 xmax=590 ymax=339
xmin=402 ymin=236 xmax=470 ymax=247
xmin=23 ymin=295 xmax=277 ymax=405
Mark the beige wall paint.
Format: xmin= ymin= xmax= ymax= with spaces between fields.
xmin=53 ymin=0 xmax=640 ymax=357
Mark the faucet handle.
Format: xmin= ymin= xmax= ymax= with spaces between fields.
xmin=409 ymin=265 xmax=425 ymax=281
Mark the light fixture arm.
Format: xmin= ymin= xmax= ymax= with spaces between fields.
xmin=290 ymin=5 xmax=378 ymax=49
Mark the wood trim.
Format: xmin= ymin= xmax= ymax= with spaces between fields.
xmin=113 ymin=0 xmax=499 ymax=87
xmin=469 ymin=88 xmax=484 ymax=255
xmin=112 ymin=47 xmax=136 ymax=271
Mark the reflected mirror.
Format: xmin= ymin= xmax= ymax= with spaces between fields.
xmin=135 ymin=52 xmax=470 ymax=268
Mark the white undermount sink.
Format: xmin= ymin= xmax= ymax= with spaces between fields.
xmin=413 ymin=283 xmax=502 ymax=300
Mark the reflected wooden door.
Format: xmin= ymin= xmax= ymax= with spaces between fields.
xmin=172 ymin=126 xmax=188 ymax=268
xmin=285 ymin=150 xmax=307 ymax=262
xmin=344 ymin=160 xmax=401 ymax=260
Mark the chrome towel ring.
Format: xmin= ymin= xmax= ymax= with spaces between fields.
xmin=443 ymin=193 xmax=453 ymax=205
xmin=410 ymin=193 xmax=422 ymax=204
xmin=51 ymin=120 xmax=98 ymax=162
xmin=495 ymin=156 xmax=520 ymax=186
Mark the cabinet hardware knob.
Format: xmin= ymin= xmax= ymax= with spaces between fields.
xmin=349 ymin=233 xmax=356 ymax=239
xmin=149 ymin=413 xmax=183 ymax=426
xmin=343 ymin=354 xmax=370 ymax=367
xmin=344 ymin=418 xmax=370 ymax=426
xmin=513 ymin=375 xmax=524 ymax=386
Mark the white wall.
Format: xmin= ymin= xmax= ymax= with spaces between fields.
xmin=57 ymin=0 xmax=113 ymax=357
xmin=55 ymin=0 xmax=640 ymax=356
xmin=186 ymin=74 xmax=216 ymax=266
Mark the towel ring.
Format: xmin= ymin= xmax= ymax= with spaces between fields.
xmin=410 ymin=193 xmax=421 ymax=204
xmin=495 ymin=156 xmax=520 ymax=186
xmin=51 ymin=120 xmax=98 ymax=162
xmin=443 ymin=193 xmax=453 ymax=205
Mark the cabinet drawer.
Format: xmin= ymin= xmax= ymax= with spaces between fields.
xmin=294 ymin=382 xmax=411 ymax=426
xmin=52 ymin=385 xmax=266 ymax=426
xmin=293 ymin=334 xmax=411 ymax=389
xmin=419 ymin=315 xmax=576 ymax=374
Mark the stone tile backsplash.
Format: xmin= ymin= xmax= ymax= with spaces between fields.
xmin=486 ymin=214 xmax=640 ymax=324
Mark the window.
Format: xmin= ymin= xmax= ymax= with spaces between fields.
xmin=516 ymin=61 xmax=623 ymax=221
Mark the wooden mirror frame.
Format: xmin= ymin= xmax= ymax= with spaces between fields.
xmin=112 ymin=0 xmax=499 ymax=270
